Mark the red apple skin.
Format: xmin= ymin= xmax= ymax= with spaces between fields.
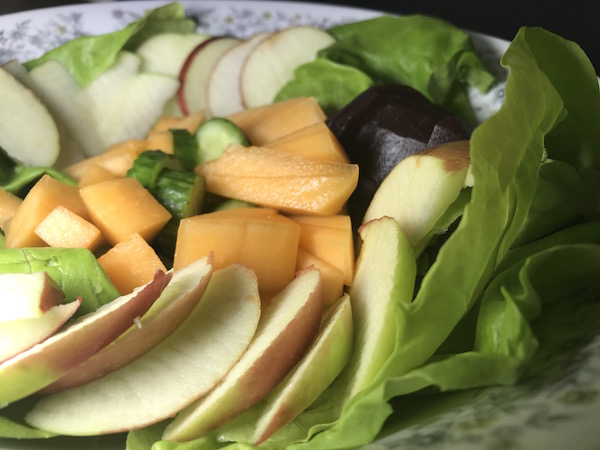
xmin=177 ymin=37 xmax=218 ymax=116
xmin=164 ymin=267 xmax=324 ymax=442
xmin=41 ymin=260 xmax=213 ymax=394
xmin=39 ymin=273 xmax=66 ymax=313
xmin=0 ymin=270 xmax=171 ymax=405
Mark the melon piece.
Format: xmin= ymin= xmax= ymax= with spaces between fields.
xmin=196 ymin=145 xmax=358 ymax=216
xmin=291 ymin=214 xmax=355 ymax=285
xmin=145 ymin=130 xmax=174 ymax=154
xmin=264 ymin=122 xmax=349 ymax=164
xmin=174 ymin=208 xmax=300 ymax=297
xmin=151 ymin=112 xmax=205 ymax=134
xmin=77 ymin=165 xmax=119 ymax=188
xmin=63 ymin=139 xmax=147 ymax=182
xmin=5 ymin=175 xmax=89 ymax=248
xmin=0 ymin=188 xmax=22 ymax=230
xmin=98 ymin=233 xmax=168 ymax=296
xmin=34 ymin=205 xmax=103 ymax=251
xmin=79 ymin=177 xmax=172 ymax=245
xmin=227 ymin=97 xmax=326 ymax=146
xmin=296 ymin=248 xmax=344 ymax=307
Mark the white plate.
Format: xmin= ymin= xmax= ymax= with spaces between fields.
xmin=0 ymin=2 xmax=599 ymax=450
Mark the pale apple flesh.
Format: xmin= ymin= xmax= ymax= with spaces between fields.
xmin=40 ymin=257 xmax=214 ymax=394
xmin=163 ymin=267 xmax=324 ymax=442
xmin=249 ymin=293 xmax=353 ymax=445
xmin=362 ymin=140 xmax=471 ymax=254
xmin=0 ymin=270 xmax=170 ymax=406
xmin=0 ymin=300 xmax=80 ymax=364
xmin=25 ymin=264 xmax=262 ymax=435
xmin=343 ymin=217 xmax=416 ymax=399
xmin=177 ymin=37 xmax=241 ymax=116
xmin=0 ymin=272 xmax=65 ymax=321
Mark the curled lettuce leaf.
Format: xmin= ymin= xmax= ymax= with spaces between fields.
xmin=23 ymin=2 xmax=195 ymax=86
xmin=277 ymin=15 xmax=496 ymax=123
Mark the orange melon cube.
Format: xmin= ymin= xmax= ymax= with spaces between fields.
xmin=265 ymin=122 xmax=349 ymax=164
xmin=0 ymin=188 xmax=22 ymax=231
xmin=290 ymin=214 xmax=354 ymax=286
xmin=98 ymin=233 xmax=167 ymax=295
xmin=228 ymin=97 xmax=326 ymax=145
xmin=196 ymin=145 xmax=358 ymax=216
xmin=152 ymin=112 xmax=205 ymax=134
xmin=80 ymin=177 xmax=171 ymax=245
xmin=78 ymin=165 xmax=119 ymax=188
xmin=63 ymin=139 xmax=147 ymax=181
xmin=5 ymin=175 xmax=89 ymax=248
xmin=34 ymin=205 xmax=103 ymax=251
xmin=145 ymin=130 xmax=174 ymax=154
xmin=174 ymin=208 xmax=300 ymax=296
xmin=296 ymin=247 xmax=344 ymax=308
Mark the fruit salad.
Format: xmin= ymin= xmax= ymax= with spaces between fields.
xmin=0 ymin=2 xmax=599 ymax=450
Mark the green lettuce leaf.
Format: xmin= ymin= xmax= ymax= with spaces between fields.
xmin=282 ymin=15 xmax=496 ymax=123
xmin=275 ymin=58 xmax=374 ymax=116
xmin=23 ymin=2 xmax=195 ymax=86
xmin=0 ymin=248 xmax=119 ymax=316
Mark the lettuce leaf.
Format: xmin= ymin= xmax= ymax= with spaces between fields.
xmin=277 ymin=15 xmax=496 ymax=123
xmin=23 ymin=2 xmax=195 ymax=86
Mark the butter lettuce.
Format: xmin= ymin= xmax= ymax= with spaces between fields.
xmin=127 ymin=25 xmax=600 ymax=450
xmin=23 ymin=2 xmax=195 ymax=86
xmin=277 ymin=15 xmax=496 ymax=123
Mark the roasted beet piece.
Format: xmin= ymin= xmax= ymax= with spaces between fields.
xmin=326 ymin=85 xmax=469 ymax=229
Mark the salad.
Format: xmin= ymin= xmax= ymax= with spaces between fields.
xmin=1 ymin=2 xmax=600 ymax=450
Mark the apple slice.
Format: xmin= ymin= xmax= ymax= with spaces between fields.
xmin=136 ymin=32 xmax=211 ymax=78
xmin=178 ymin=37 xmax=241 ymax=116
xmin=206 ymin=32 xmax=272 ymax=117
xmin=343 ymin=217 xmax=416 ymax=398
xmin=229 ymin=294 xmax=354 ymax=445
xmin=240 ymin=26 xmax=335 ymax=109
xmin=163 ymin=267 xmax=323 ymax=442
xmin=0 ymin=270 xmax=170 ymax=406
xmin=0 ymin=300 xmax=80 ymax=364
xmin=0 ymin=272 xmax=65 ymax=322
xmin=40 ymin=257 xmax=213 ymax=394
xmin=362 ymin=140 xmax=471 ymax=254
xmin=25 ymin=264 xmax=262 ymax=435
xmin=0 ymin=65 xmax=60 ymax=167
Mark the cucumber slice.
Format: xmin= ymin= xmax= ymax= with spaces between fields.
xmin=194 ymin=117 xmax=249 ymax=163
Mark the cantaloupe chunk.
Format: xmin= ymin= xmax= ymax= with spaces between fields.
xmin=264 ymin=122 xmax=349 ymax=164
xmin=5 ymin=175 xmax=89 ymax=248
xmin=77 ymin=165 xmax=119 ymax=188
xmin=196 ymin=145 xmax=358 ymax=216
xmin=98 ymin=233 xmax=167 ymax=295
xmin=0 ymin=188 xmax=22 ymax=231
xmin=145 ymin=130 xmax=174 ymax=154
xmin=152 ymin=111 xmax=205 ymax=134
xmin=34 ymin=205 xmax=103 ymax=251
xmin=80 ymin=177 xmax=171 ymax=245
xmin=227 ymin=97 xmax=326 ymax=145
xmin=174 ymin=208 xmax=300 ymax=296
xmin=296 ymin=247 xmax=344 ymax=308
xmin=290 ymin=214 xmax=354 ymax=285
xmin=63 ymin=139 xmax=146 ymax=181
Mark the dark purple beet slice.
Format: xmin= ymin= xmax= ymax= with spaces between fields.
xmin=326 ymin=84 xmax=469 ymax=229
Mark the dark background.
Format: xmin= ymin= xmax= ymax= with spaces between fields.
xmin=1 ymin=0 xmax=598 ymax=71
